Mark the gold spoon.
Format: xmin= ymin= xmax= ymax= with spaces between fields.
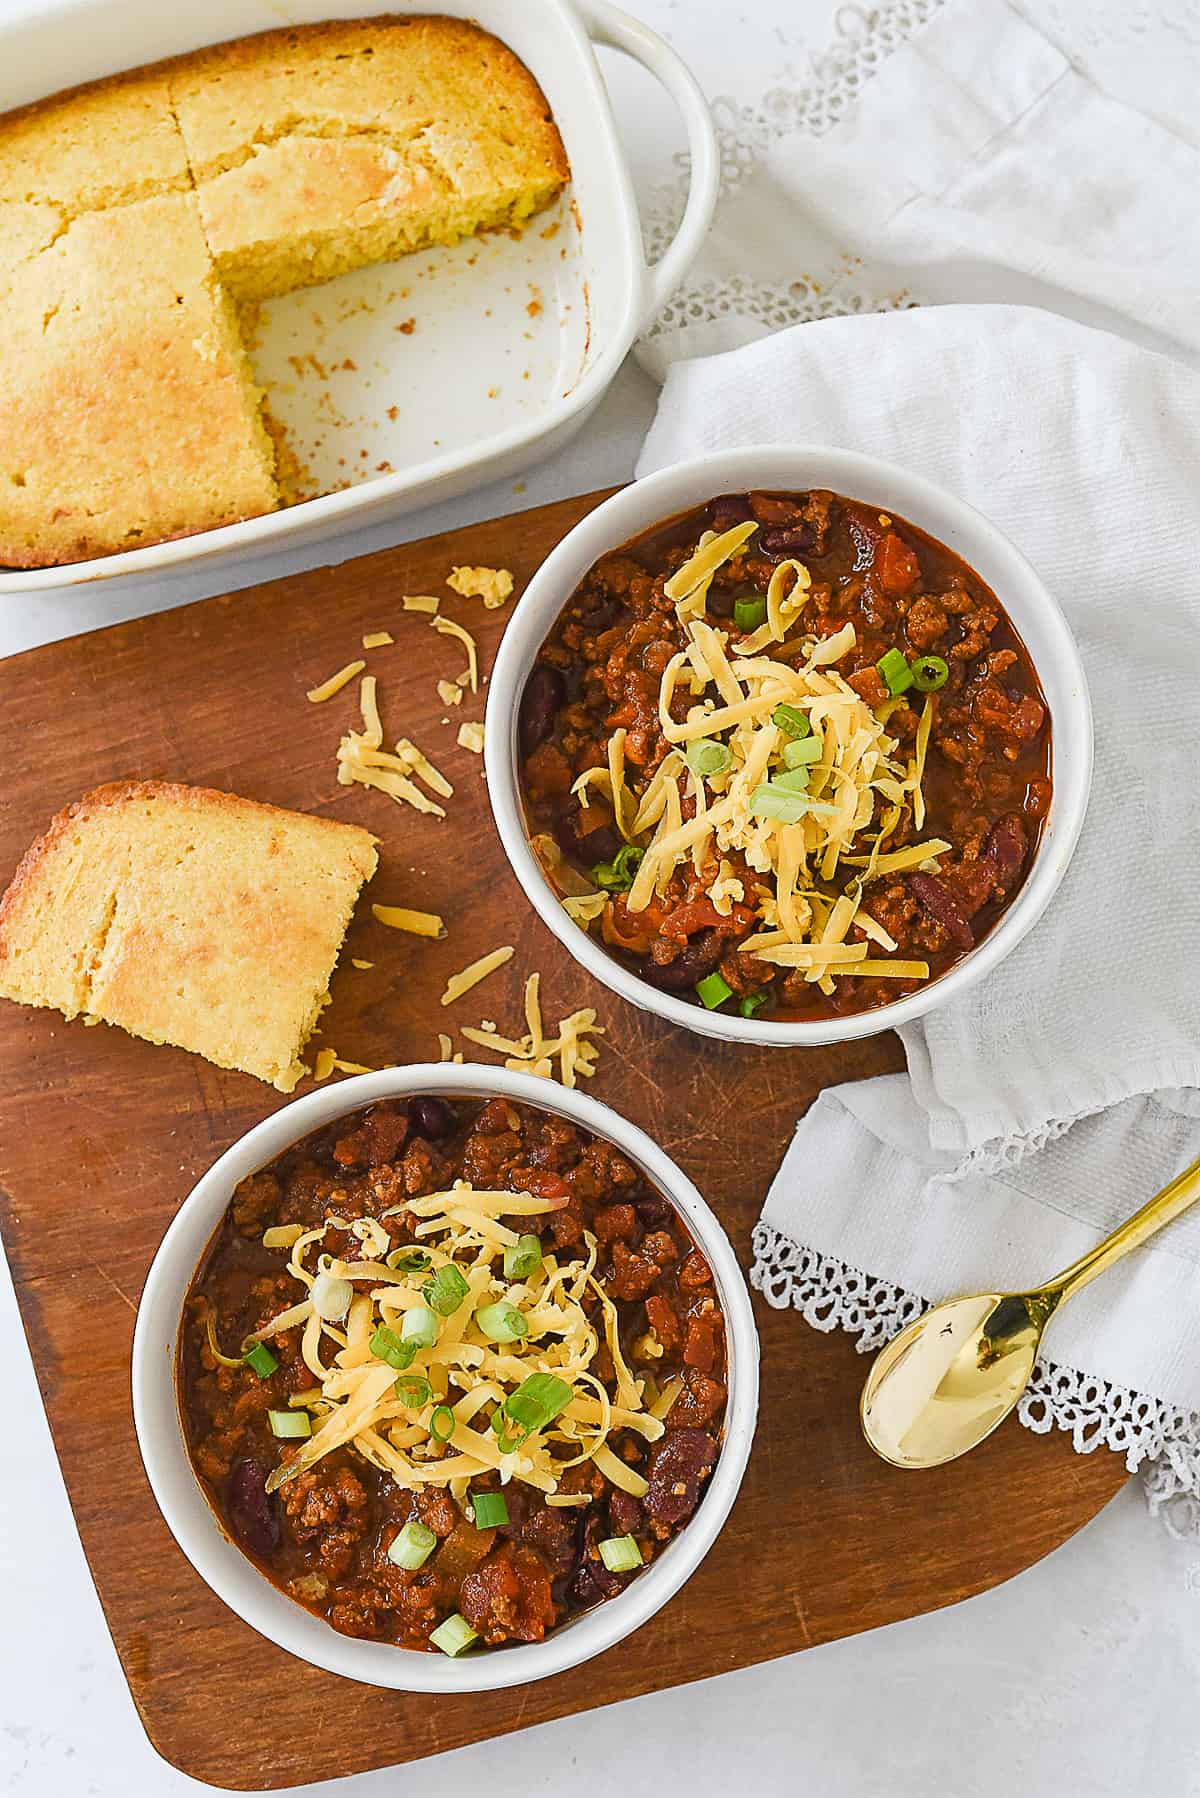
xmin=860 ymin=1148 xmax=1200 ymax=1469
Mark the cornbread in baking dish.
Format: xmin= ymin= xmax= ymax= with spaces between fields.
xmin=0 ymin=781 xmax=378 ymax=1091
xmin=0 ymin=192 xmax=278 ymax=569
xmin=0 ymin=16 xmax=568 ymax=568
xmin=174 ymin=17 xmax=569 ymax=301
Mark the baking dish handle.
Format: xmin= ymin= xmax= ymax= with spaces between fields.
xmin=576 ymin=0 xmax=719 ymax=331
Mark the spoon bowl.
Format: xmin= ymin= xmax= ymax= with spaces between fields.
xmin=859 ymin=1147 xmax=1200 ymax=1471
xmin=860 ymin=1291 xmax=1048 ymax=1468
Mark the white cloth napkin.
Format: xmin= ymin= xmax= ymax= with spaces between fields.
xmin=637 ymin=0 xmax=1200 ymax=384
xmin=636 ymin=302 xmax=1200 ymax=1513
xmin=632 ymin=0 xmax=1200 ymax=1516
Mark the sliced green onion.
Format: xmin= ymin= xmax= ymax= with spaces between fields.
xmin=782 ymin=736 xmax=822 ymax=769
xmin=909 ymin=653 xmax=949 ymax=692
xmin=401 ymin=1305 xmax=439 ymax=1350
xmin=471 ymin=1491 xmax=510 ymax=1529
xmin=475 ymin=1300 xmax=529 ymax=1344
xmin=751 ymin=782 xmax=837 ymax=823
xmin=773 ymin=767 xmax=812 ymax=795
xmin=423 ymin=1263 xmax=470 ymax=1317
xmin=430 ymin=1613 xmax=478 ymax=1657
xmin=733 ymin=594 xmax=767 ymax=633
xmin=388 ymin=1519 xmax=436 ymax=1571
xmin=686 ymin=738 xmax=731 ymax=778
xmin=592 ymin=843 xmax=644 ymax=893
xmin=388 ymin=1248 xmax=432 ymax=1275
xmin=738 ymin=992 xmax=768 ymax=1019
xmin=268 ymin=1408 xmax=311 ymax=1439
xmin=430 ymin=1404 xmax=456 ymax=1443
xmin=749 ymin=784 xmax=809 ymax=824
xmin=370 ymin=1325 xmax=413 ymax=1371
xmin=503 ymin=1233 xmax=543 ymax=1281
xmin=491 ymin=1373 xmax=573 ymax=1452
xmin=772 ymin=703 xmax=810 ymax=739
xmin=395 ymin=1374 xmax=433 ymax=1408
xmin=695 ymin=971 xmax=733 ymax=1010
xmin=243 ymin=1342 xmax=279 ymax=1380
xmin=876 ymin=647 xmax=914 ymax=696
xmin=598 ymin=1535 xmax=644 ymax=1573
xmin=310 ymin=1271 xmax=353 ymax=1322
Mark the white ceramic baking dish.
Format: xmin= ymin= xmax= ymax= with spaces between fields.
xmin=0 ymin=0 xmax=717 ymax=593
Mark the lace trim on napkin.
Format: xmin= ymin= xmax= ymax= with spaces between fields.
xmin=751 ymin=1220 xmax=1200 ymax=1537
xmin=641 ymin=0 xmax=946 ymax=341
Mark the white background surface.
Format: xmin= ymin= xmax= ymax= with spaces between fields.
xmin=2 ymin=1 xmax=1198 ymax=1793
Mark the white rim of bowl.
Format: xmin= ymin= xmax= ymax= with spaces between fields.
xmin=485 ymin=444 xmax=1093 ymax=1046
xmin=131 ymin=1063 xmax=760 ymax=1692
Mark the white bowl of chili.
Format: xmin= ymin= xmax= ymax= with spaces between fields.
xmin=132 ymin=1063 xmax=758 ymax=1691
xmin=485 ymin=445 xmax=1092 ymax=1045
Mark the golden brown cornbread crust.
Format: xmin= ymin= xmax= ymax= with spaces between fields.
xmin=0 ymin=17 xmax=568 ymax=568
xmin=0 ymin=779 xmax=379 ymax=1091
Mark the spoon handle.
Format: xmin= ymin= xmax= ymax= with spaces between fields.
xmin=1047 ymin=1148 xmax=1200 ymax=1303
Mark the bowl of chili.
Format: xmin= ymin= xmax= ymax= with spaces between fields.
xmin=132 ymin=1063 xmax=758 ymax=1691
xmin=485 ymin=446 xmax=1092 ymax=1044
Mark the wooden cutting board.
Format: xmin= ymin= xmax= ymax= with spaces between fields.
xmin=0 ymin=490 xmax=1125 ymax=1790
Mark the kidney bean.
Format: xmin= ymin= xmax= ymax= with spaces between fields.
xmin=407 ymin=1096 xmax=453 ymax=1140
xmin=609 ymin=1489 xmax=643 ymax=1536
xmin=554 ymin=811 xmax=621 ymax=868
xmin=227 ymin=1459 xmax=280 ymax=1558
xmin=568 ymin=1514 xmax=624 ymax=1606
xmin=708 ymin=494 xmax=754 ymax=531
xmin=638 ymin=930 xmax=723 ymax=991
xmin=908 ymin=872 xmax=974 ymax=949
xmin=635 ymin=1191 xmax=673 ymax=1227
xmin=645 ymin=1429 xmax=717 ymax=1526
xmin=981 ymin=813 xmax=1027 ymax=889
xmin=760 ymin=522 xmax=816 ymax=557
xmin=519 ymin=665 xmax=566 ymax=757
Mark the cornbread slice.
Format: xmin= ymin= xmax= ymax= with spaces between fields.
xmin=172 ymin=17 xmax=568 ymax=299
xmin=0 ymin=191 xmax=278 ymax=567
xmin=0 ymin=781 xmax=378 ymax=1092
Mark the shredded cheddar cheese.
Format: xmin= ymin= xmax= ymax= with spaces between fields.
xmin=208 ymin=1181 xmax=662 ymax=1499
xmin=372 ymin=904 xmax=445 ymax=938
xmin=560 ymin=516 xmax=946 ymax=990
xmin=459 ymin=973 xmax=604 ymax=1090
xmin=362 ymin=631 xmax=394 ymax=649
xmin=440 ymin=945 xmax=514 ymax=1006
xmin=307 ymin=659 xmax=366 ymax=703
xmin=437 ymin=679 xmax=464 ymax=707
xmin=334 ymin=678 xmax=451 ymax=821
xmin=402 ymin=595 xmax=440 ymax=614
xmin=447 ymin=565 xmax=515 ymax=609
xmin=432 ymin=616 xmax=479 ymax=693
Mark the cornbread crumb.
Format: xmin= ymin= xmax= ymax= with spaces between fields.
xmin=457 ymin=721 xmax=485 ymax=754
xmin=0 ymin=781 xmax=377 ymax=1091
